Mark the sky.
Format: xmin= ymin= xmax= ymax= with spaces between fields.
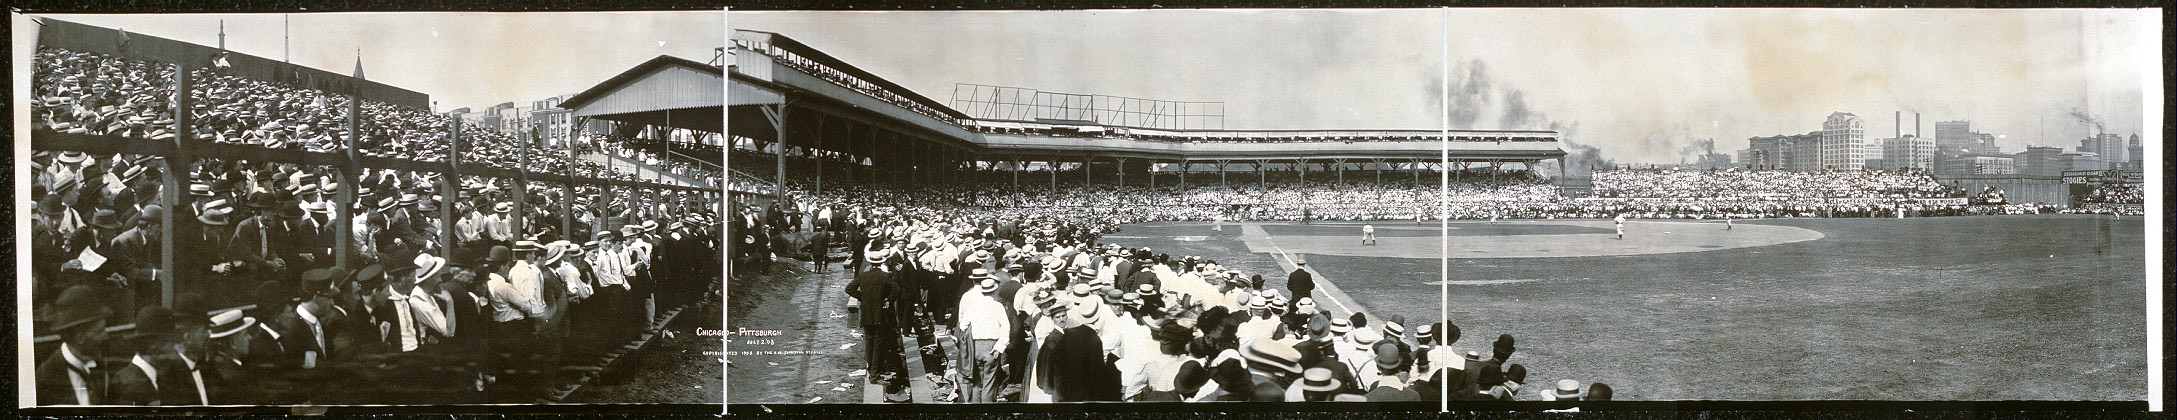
xmin=735 ymin=8 xmax=2155 ymax=164
xmin=732 ymin=9 xmax=1448 ymax=131
xmin=32 ymin=10 xmax=2152 ymax=165
xmin=33 ymin=11 xmax=723 ymax=113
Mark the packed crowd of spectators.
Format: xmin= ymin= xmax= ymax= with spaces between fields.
xmin=730 ymin=197 xmax=1604 ymax=403
xmin=2081 ymin=183 xmax=2143 ymax=205
xmin=590 ymin=134 xmax=724 ymax=187
xmin=1592 ymin=168 xmax=1959 ymax=199
xmin=29 ymin=47 xmax=647 ymax=183
xmin=29 ymin=46 xmax=727 ymax=406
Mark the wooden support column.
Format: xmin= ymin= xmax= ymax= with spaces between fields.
xmin=1256 ymin=159 xmax=1267 ymax=188
xmin=563 ymin=118 xmax=579 ymax=238
xmin=1178 ymin=160 xmax=1187 ymax=191
xmin=1117 ymin=157 xmax=1127 ymax=187
xmin=442 ymin=118 xmax=462 ymax=258
xmin=762 ymin=103 xmax=789 ymax=203
xmin=814 ymin=116 xmax=827 ymax=195
xmin=161 ymin=63 xmax=194 ymax=307
xmin=513 ymin=128 xmax=530 ymax=238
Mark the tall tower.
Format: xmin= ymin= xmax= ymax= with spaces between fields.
xmin=218 ymin=20 xmax=225 ymax=51
xmin=1822 ymin=112 xmax=1867 ymax=171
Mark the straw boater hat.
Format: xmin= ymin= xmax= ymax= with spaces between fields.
xmin=1329 ymin=317 xmax=1353 ymax=334
xmin=541 ymin=242 xmax=568 ymax=266
xmin=1242 ymin=339 xmax=1303 ymax=375
xmin=866 ymin=248 xmax=893 ymax=264
xmin=1546 ymin=379 xmax=1583 ymax=401
xmin=206 ymin=308 xmax=257 ymax=339
xmin=197 ymin=200 xmax=234 ymax=225
xmin=1295 ymin=367 xmax=1342 ymax=393
xmin=1068 ymin=293 xmax=1105 ymax=326
xmin=977 ymin=277 xmax=1000 ymax=294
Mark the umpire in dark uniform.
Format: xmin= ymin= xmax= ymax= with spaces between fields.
xmin=1286 ymin=260 xmax=1314 ymax=301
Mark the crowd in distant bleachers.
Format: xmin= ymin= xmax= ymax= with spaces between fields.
xmin=1592 ymin=169 xmax=1958 ymax=199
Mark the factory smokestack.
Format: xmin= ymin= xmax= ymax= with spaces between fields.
xmin=1895 ymin=111 xmax=1902 ymax=139
xmin=1915 ymin=113 xmax=1921 ymax=138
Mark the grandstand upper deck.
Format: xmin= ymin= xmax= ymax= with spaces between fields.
xmin=730 ymin=29 xmax=1565 ymax=161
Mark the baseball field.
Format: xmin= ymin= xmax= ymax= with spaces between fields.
xmin=1104 ymin=215 xmax=2148 ymax=401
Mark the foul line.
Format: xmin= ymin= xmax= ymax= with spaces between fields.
xmin=1252 ymin=224 xmax=1367 ymax=319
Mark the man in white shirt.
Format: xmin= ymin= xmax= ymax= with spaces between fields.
xmin=485 ymin=202 xmax=515 ymax=245
xmin=382 ymin=253 xmax=449 ymax=352
xmin=485 ymin=245 xmax=543 ymax=325
xmin=954 ymin=272 xmax=1011 ymax=402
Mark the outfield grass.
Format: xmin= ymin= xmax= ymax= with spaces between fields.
xmin=1108 ymin=215 xmax=2148 ymax=401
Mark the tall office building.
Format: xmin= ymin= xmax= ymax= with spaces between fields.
xmin=1880 ymin=135 xmax=1936 ymax=171
xmin=1821 ymin=112 xmax=1868 ymax=171
xmin=1933 ymin=120 xmax=1975 ymax=155
xmin=2013 ymin=146 xmax=2064 ymax=176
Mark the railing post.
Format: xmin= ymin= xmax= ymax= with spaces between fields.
xmin=340 ymin=68 xmax=363 ymax=270
xmin=565 ymin=119 xmax=579 ymax=238
xmin=514 ymin=130 xmax=530 ymax=238
xmin=162 ymin=63 xmax=193 ymax=308
xmin=443 ymin=118 xmax=462 ymax=258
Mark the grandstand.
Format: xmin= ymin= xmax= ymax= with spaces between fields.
xmin=727 ymin=29 xmax=1569 ymax=206
xmin=26 ymin=17 xmax=724 ymax=406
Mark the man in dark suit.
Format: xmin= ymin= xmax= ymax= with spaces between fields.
xmin=846 ymin=222 xmax=869 ymax=274
xmin=159 ymin=294 xmax=216 ymax=406
xmin=38 ymin=285 xmax=115 ymax=406
xmin=1285 ymin=260 xmax=1315 ymax=301
xmin=109 ymin=306 xmax=176 ymax=405
xmin=807 ymin=228 xmax=832 ymax=273
xmin=845 ymin=249 xmax=908 ymax=399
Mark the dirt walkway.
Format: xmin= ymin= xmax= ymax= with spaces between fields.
xmin=725 ymin=259 xmax=867 ymax=404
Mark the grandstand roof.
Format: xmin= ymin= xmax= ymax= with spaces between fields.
xmin=561 ymin=54 xmax=724 ymax=132
xmin=732 ymin=30 xmax=970 ymax=120
xmin=729 ymin=29 xmax=1568 ymax=162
